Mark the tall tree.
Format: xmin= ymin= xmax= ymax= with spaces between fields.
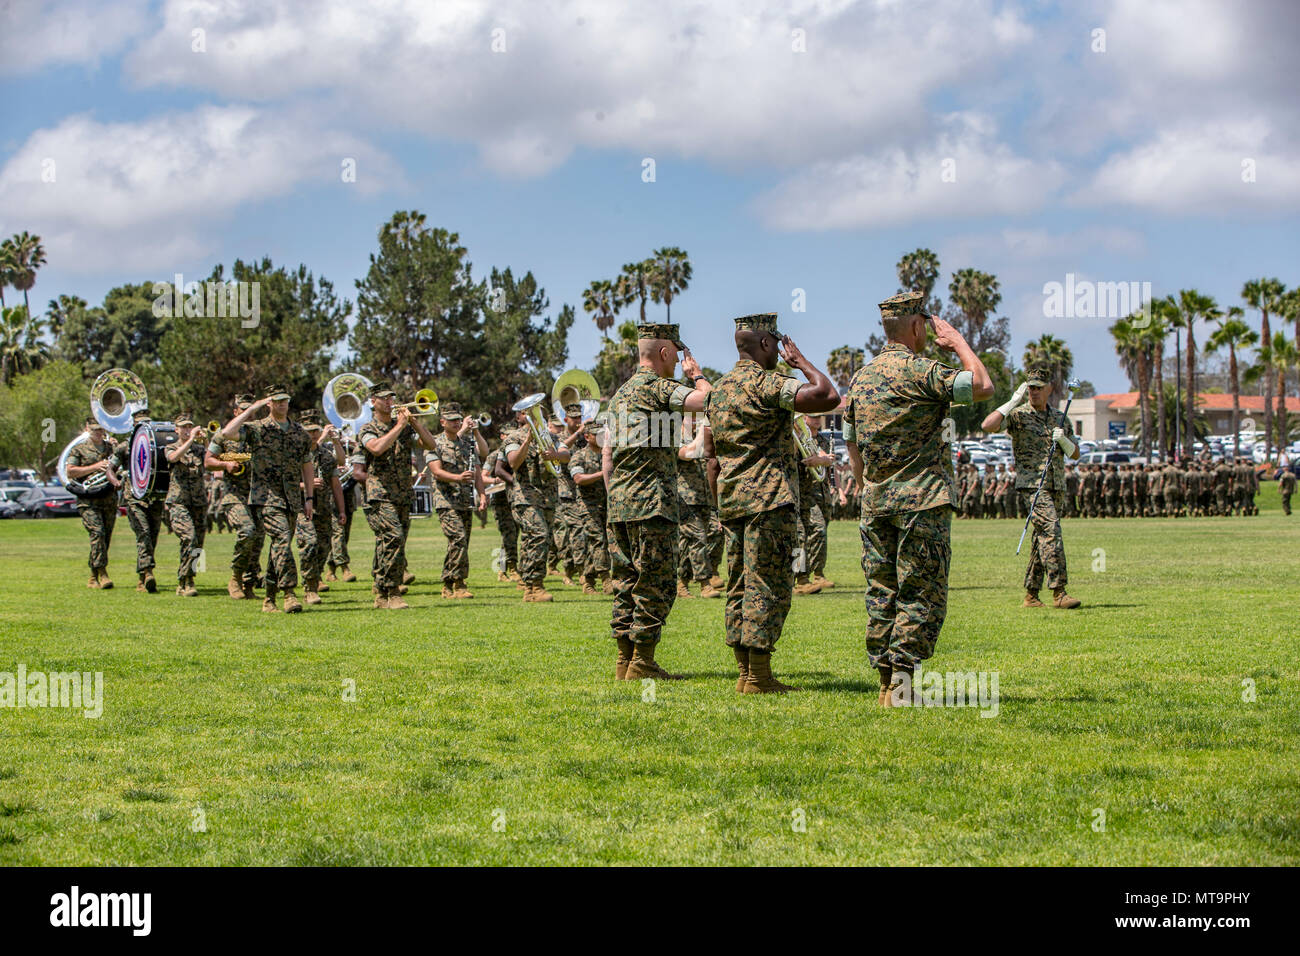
xmin=1111 ymin=311 xmax=1154 ymax=459
xmin=1241 ymin=278 xmax=1286 ymax=460
xmin=0 ymin=240 xmax=16 ymax=310
xmin=1206 ymin=307 xmax=1259 ymax=458
xmin=1022 ymin=334 xmax=1074 ymax=405
xmin=1171 ymin=289 xmax=1218 ymax=460
xmin=2 ymin=232 xmax=46 ymax=321
xmin=44 ymin=294 xmax=87 ymax=345
xmin=826 ymin=345 xmax=865 ymax=391
xmin=1 ymin=306 xmax=49 ymax=384
xmin=1147 ymin=299 xmax=1175 ymax=459
xmin=615 ymin=260 xmax=654 ymax=323
xmin=895 ymin=248 xmax=942 ymax=314
xmin=0 ymin=360 xmax=87 ymax=479
xmin=55 ymin=282 xmax=171 ymax=382
xmin=648 ymin=247 xmax=692 ymax=321
xmin=593 ymin=320 xmax=640 ymax=396
xmin=350 ymin=211 xmax=483 ymax=392
xmin=582 ymin=278 xmax=619 ymax=341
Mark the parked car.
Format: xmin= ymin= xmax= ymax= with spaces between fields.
xmin=1082 ymin=451 xmax=1133 ymax=465
xmin=17 ymin=486 xmax=79 ymax=517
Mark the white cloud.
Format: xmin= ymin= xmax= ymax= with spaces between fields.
xmin=0 ymin=0 xmax=152 ymax=75
xmin=0 ymin=105 xmax=402 ymax=272
xmin=752 ymin=112 xmax=1066 ymax=229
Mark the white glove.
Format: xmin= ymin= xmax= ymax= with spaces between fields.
xmin=1052 ymin=426 xmax=1076 ymax=456
xmin=997 ymin=381 xmax=1030 ymax=418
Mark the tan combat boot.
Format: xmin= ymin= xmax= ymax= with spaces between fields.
xmin=677 ymin=580 xmax=692 ymax=598
xmin=325 ymin=566 xmax=337 ymax=582
xmin=812 ymin=573 xmax=835 ymax=589
xmin=883 ymin=670 xmax=914 ymax=708
xmin=794 ymin=575 xmax=822 ymax=596
xmin=97 ymin=570 xmax=113 ymax=590
xmin=241 ymin=579 xmax=256 ymax=600
xmin=699 ymin=581 xmax=722 ymax=598
xmin=373 ymin=589 xmax=389 ymax=610
xmin=615 ymin=637 xmax=635 ymax=680
xmin=624 ymin=642 xmax=683 ymax=681
xmin=181 ymin=576 xmax=199 ymax=597
xmin=562 ymin=573 xmax=575 ymax=587
xmin=497 ymin=571 xmax=510 ymax=583
xmin=303 ymin=582 xmax=322 ymax=605
xmin=877 ymin=666 xmax=893 ymax=707
xmin=742 ymin=650 xmax=795 ymax=694
xmin=733 ymin=645 xmax=751 ymax=693
xmin=262 ymin=587 xmax=280 ymax=613
xmin=340 ymin=565 xmax=357 ymax=583
xmin=1023 ymin=590 xmax=1046 ymax=608
xmin=137 ymin=572 xmax=148 ymax=592
xmin=508 ymin=569 xmax=523 ymax=585
xmin=602 ymin=576 xmax=615 ymax=595
xmin=582 ymin=576 xmax=598 ymax=595
xmin=282 ymin=590 xmax=303 ymax=613
xmin=317 ymin=580 xmax=330 ymax=593
xmin=387 ymin=591 xmax=410 ymax=609
xmin=228 ymin=576 xmax=244 ymax=599
xmin=88 ymin=573 xmax=101 ymax=589
xmin=523 ymin=584 xmax=554 ymax=603
xmin=442 ymin=583 xmax=455 ymax=599
xmin=453 ymin=580 xmax=474 ymax=599
xmin=1052 ymin=588 xmax=1081 ymax=609
xmin=708 ymin=574 xmax=724 ymax=589
xmin=402 ymin=571 xmax=416 ymax=586
xmin=143 ymin=570 xmax=156 ymax=594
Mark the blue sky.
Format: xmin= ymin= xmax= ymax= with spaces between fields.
xmin=3 ymin=0 xmax=1298 ymax=392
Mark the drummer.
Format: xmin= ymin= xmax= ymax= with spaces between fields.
xmin=114 ymin=408 xmax=166 ymax=593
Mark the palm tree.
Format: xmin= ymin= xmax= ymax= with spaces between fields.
xmin=1170 ymin=289 xmax=1217 ymax=459
xmin=616 ymin=260 xmax=654 ymax=323
xmin=648 ymin=247 xmax=691 ymax=321
xmin=827 ymin=345 xmax=865 ymax=391
xmin=948 ymin=268 xmax=1001 ymax=344
xmin=582 ymin=279 xmax=619 ymax=341
xmin=1022 ymin=334 xmax=1074 ymax=405
xmin=1143 ymin=300 xmax=1173 ymax=460
xmin=0 ymin=306 xmax=48 ymax=383
xmin=1266 ymin=332 xmax=1297 ymax=453
xmin=1242 ymin=278 xmax=1286 ymax=459
xmin=0 ymin=239 xmax=17 ymax=310
xmin=896 ymin=248 xmax=942 ymax=313
xmin=5 ymin=231 xmax=47 ymax=321
xmin=1206 ymin=307 xmax=1258 ymax=458
xmin=1110 ymin=311 xmax=1154 ymax=458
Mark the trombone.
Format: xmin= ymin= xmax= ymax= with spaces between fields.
xmin=511 ymin=393 xmax=562 ymax=477
xmin=393 ymin=388 xmax=439 ymax=417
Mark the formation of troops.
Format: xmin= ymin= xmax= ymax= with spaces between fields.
xmin=58 ymin=291 xmax=1295 ymax=701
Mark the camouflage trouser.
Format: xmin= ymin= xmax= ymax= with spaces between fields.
xmin=1104 ymin=492 xmax=1119 ymax=516
xmin=550 ymin=500 xmax=571 ymax=571
xmin=1282 ymin=492 xmax=1292 ymax=515
xmin=1121 ymin=492 xmax=1135 ymax=517
xmin=555 ymin=500 xmax=584 ymax=576
xmin=222 ymin=497 xmax=264 ymax=586
xmin=511 ymin=501 xmax=553 ymax=586
xmin=168 ymin=500 xmax=207 ymax=583
xmin=330 ymin=493 xmax=355 ymax=568
xmin=723 ymin=505 xmax=796 ymax=652
xmin=1164 ymin=490 xmax=1181 ymax=515
xmin=257 ymin=504 xmax=304 ymax=592
xmin=861 ymin=504 xmax=951 ymax=671
xmin=124 ymin=496 xmax=164 ymax=573
xmin=798 ymin=502 xmax=827 ymax=575
xmin=609 ymin=516 xmax=678 ymax=645
xmin=1019 ymin=488 xmax=1067 ymax=592
xmin=1006 ymin=493 xmax=1020 ymax=519
xmin=437 ymin=508 xmax=472 ymax=584
xmin=365 ymin=500 xmax=409 ymax=592
xmin=577 ymin=498 xmax=608 ymax=578
xmin=301 ymin=505 xmax=331 ymax=586
xmin=77 ymin=499 xmax=117 ymax=571
xmin=490 ymin=497 xmax=517 ymax=571
xmin=677 ymin=503 xmax=714 ymax=582
xmin=708 ymin=508 xmax=724 ymax=571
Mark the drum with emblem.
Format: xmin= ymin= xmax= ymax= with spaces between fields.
xmin=129 ymin=421 xmax=178 ymax=499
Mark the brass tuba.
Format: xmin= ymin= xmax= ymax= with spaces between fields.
xmin=90 ymin=368 xmax=148 ymax=434
xmin=793 ymin=414 xmax=827 ymax=483
xmin=551 ymin=368 xmax=602 ymax=423
xmin=512 ymin=393 xmax=562 ymax=477
xmin=323 ymin=372 xmax=374 ymax=433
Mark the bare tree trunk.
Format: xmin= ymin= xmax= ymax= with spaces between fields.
xmin=1154 ymin=341 xmax=1167 ymax=459
xmin=1230 ymin=349 xmax=1240 ymax=459
xmin=1138 ymin=354 xmax=1151 ymax=459
xmin=1261 ymin=310 xmax=1273 ymax=460
xmin=1185 ymin=321 xmax=1196 ymax=455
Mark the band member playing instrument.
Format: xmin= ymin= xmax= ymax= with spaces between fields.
xmin=795 ymin=412 xmax=838 ymax=594
xmin=553 ymin=405 xmax=588 ymax=586
xmin=427 ymin=401 xmax=487 ymax=599
xmin=675 ymin=415 xmax=722 ymax=599
xmin=116 ymin=408 xmax=164 ymax=593
xmin=569 ymin=424 xmax=611 ymax=595
xmin=605 ymin=323 xmax=711 ymax=681
xmin=65 ymin=416 xmax=121 ymax=589
xmin=299 ymin=412 xmax=348 ymax=604
xmin=207 ymin=393 xmax=265 ymax=599
xmin=165 ymin=413 xmax=209 ymax=597
xmin=483 ymin=447 xmax=519 ymax=582
xmin=220 ymin=384 xmax=316 ymax=613
xmin=359 ymin=381 xmax=439 ymax=610
xmin=503 ymin=405 xmax=570 ymax=603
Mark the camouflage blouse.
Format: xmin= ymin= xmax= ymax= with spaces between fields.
xmin=65 ymin=438 xmax=115 ymax=503
xmin=165 ymin=439 xmax=208 ymax=509
xmin=359 ymin=419 xmax=417 ymax=508
xmin=676 ymin=455 xmax=710 ymax=507
xmin=501 ymin=425 xmax=558 ymax=509
xmin=706 ymin=359 xmax=801 ymax=522
xmin=428 ymin=431 xmax=474 ymax=511
xmin=206 ymin=430 xmax=252 ymax=502
xmin=606 ymin=366 xmax=691 ymax=523
xmin=1006 ymin=404 xmax=1071 ymax=491
xmin=842 ymin=343 xmax=971 ymax=516
xmin=311 ymin=441 xmax=340 ymax=512
xmin=239 ymin=416 xmax=313 ymax=510
xmin=568 ymin=444 xmax=607 ymax=510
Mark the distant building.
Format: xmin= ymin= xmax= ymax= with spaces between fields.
xmin=1064 ymin=392 xmax=1300 ymax=442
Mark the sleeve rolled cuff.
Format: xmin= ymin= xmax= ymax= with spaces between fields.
xmin=778 ymin=378 xmax=800 ymax=411
xmin=952 ymin=370 xmax=974 ymax=406
xmin=206 ymin=440 xmax=222 ymax=456
xmin=668 ymin=384 xmax=692 ymax=412
xmin=502 ymin=442 xmax=520 ymax=455
xmin=842 ymin=421 xmax=856 ymax=443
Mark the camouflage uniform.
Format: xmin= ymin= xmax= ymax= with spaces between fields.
xmin=1213 ymin=462 xmax=1232 ymax=516
xmin=1119 ymin=466 xmax=1135 ymax=517
xmin=1134 ymin=465 xmax=1148 ymax=516
xmin=1162 ymin=462 xmax=1182 ymax=516
xmin=502 ymin=425 xmax=557 ymax=587
xmin=484 ymin=449 xmax=518 ymax=574
xmin=429 ymin=431 xmax=475 ymax=586
xmin=241 ymin=415 xmax=314 ymax=592
xmin=983 ymin=469 xmax=999 ymax=518
xmin=65 ymin=437 xmax=118 ymax=573
xmin=844 ymin=341 xmax=973 ymax=670
xmin=1102 ymin=465 xmax=1119 ymax=517
xmin=1004 ymin=467 xmax=1019 ymax=518
xmin=114 ymin=434 xmax=165 ymax=574
xmin=607 ymin=366 xmax=692 ymax=645
xmin=569 ymin=443 xmax=609 ymax=581
xmin=359 ymin=418 xmax=416 ymax=594
xmin=676 ymin=455 xmax=715 ymax=585
xmin=165 ymin=437 xmax=209 ymax=584
xmin=330 ymin=471 xmax=358 ymax=573
xmin=708 ymin=358 xmax=801 ymax=652
xmin=301 ymin=439 xmax=338 ymax=587
xmin=1279 ymin=469 xmax=1296 ymax=515
xmin=796 ymin=431 xmax=830 ymax=574
xmin=1006 ymin=403 xmax=1071 ymax=593
xmin=1063 ymin=466 xmax=1078 ymax=518
xmin=553 ymin=432 xmax=584 ymax=579
xmin=208 ymin=428 xmax=264 ymax=589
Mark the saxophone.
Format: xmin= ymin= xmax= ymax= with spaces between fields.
xmin=793 ymin=414 xmax=827 ymax=483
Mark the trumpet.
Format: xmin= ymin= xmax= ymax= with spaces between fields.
xmin=393 ymin=387 xmax=439 ymax=417
xmin=474 ymin=412 xmax=492 ymax=428
xmin=793 ymin=414 xmax=827 ymax=483
xmin=511 ymin=392 xmax=562 ymax=477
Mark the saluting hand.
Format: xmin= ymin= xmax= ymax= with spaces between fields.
xmin=928 ymin=315 xmax=967 ymax=352
xmin=682 ymin=350 xmax=703 ymax=380
xmin=778 ymin=335 xmax=808 ymax=370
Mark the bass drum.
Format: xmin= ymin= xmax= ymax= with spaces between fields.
xmin=129 ymin=421 xmax=178 ymax=499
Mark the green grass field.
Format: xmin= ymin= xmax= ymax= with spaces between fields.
xmin=1 ymin=493 xmax=1297 ymax=866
